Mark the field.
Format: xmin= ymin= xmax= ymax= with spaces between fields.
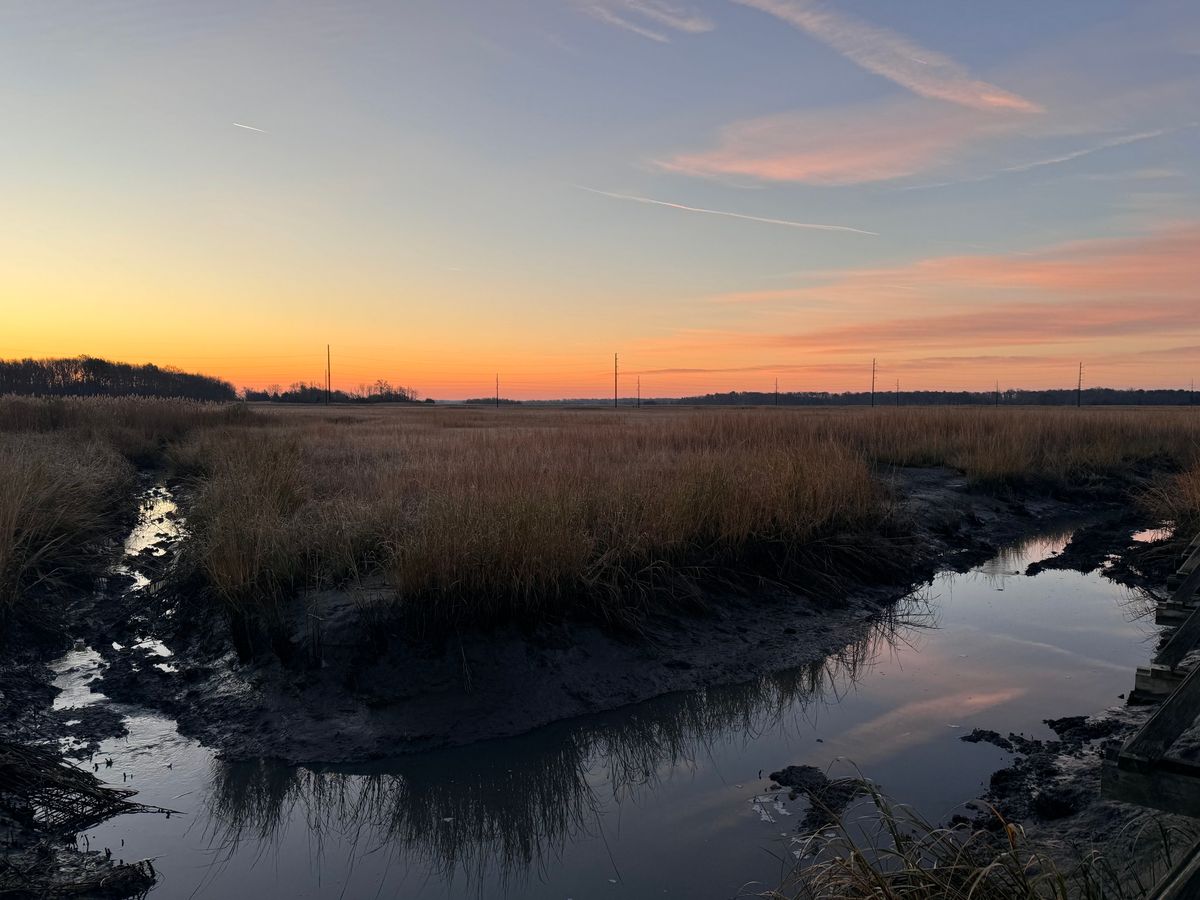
xmin=3 ymin=398 xmax=1200 ymax=636
xmin=5 ymin=397 xmax=1200 ymax=897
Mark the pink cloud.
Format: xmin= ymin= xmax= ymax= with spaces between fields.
xmin=733 ymin=0 xmax=1042 ymax=113
xmin=639 ymin=224 xmax=1200 ymax=360
xmin=659 ymin=101 xmax=1001 ymax=185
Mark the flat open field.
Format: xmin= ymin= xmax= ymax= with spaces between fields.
xmin=6 ymin=397 xmax=1200 ymax=897
xmin=4 ymin=398 xmax=1200 ymax=633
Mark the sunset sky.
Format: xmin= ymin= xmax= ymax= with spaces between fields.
xmin=3 ymin=0 xmax=1199 ymax=399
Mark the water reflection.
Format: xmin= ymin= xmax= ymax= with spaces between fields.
xmin=975 ymin=528 xmax=1074 ymax=580
xmin=202 ymin=599 xmax=934 ymax=891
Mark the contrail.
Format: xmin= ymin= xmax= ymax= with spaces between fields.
xmin=575 ymin=186 xmax=877 ymax=235
xmin=232 ymin=122 xmax=268 ymax=133
xmin=899 ymin=126 xmax=1184 ymax=191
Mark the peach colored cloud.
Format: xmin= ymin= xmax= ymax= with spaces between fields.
xmin=640 ymin=224 xmax=1200 ymax=358
xmin=733 ymin=0 xmax=1042 ymax=113
xmin=660 ymin=101 xmax=1001 ymax=185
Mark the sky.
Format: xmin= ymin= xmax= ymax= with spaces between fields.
xmin=2 ymin=0 xmax=1199 ymax=399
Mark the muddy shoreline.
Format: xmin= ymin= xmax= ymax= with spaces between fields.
xmin=0 ymin=463 xmax=1181 ymax=897
xmin=42 ymin=465 xmax=1155 ymax=765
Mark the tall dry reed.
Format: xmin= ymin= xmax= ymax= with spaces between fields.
xmin=174 ymin=405 xmax=1200 ymax=632
xmin=0 ymin=434 xmax=133 ymax=615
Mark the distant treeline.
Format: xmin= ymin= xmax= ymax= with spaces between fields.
xmin=498 ymin=387 xmax=1199 ymax=407
xmin=463 ymin=397 xmax=522 ymax=406
xmin=0 ymin=356 xmax=236 ymax=401
xmin=673 ymin=388 xmax=1198 ymax=406
xmin=244 ymin=380 xmax=425 ymax=404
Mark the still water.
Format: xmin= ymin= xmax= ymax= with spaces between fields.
xmin=65 ymin=529 xmax=1158 ymax=899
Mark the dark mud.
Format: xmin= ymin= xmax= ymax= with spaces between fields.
xmin=769 ymin=764 xmax=871 ymax=830
xmin=0 ymin=478 xmax=179 ymax=898
xmin=87 ymin=466 xmax=1148 ymax=764
xmin=0 ymin=464 xmax=1186 ymax=896
xmin=943 ymin=526 xmax=1200 ymax=883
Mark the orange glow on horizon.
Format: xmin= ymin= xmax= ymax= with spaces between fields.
xmin=8 ymin=224 xmax=1198 ymax=400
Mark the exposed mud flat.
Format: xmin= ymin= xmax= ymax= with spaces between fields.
xmin=0 ymin=464 xmax=1183 ymax=898
xmin=87 ymin=466 xmax=1145 ymax=764
xmin=49 ymin=483 xmax=1178 ymax=898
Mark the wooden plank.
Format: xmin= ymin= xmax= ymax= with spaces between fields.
xmin=1155 ymin=567 xmax=1200 ymax=668
xmin=1137 ymin=665 xmax=1187 ymax=696
xmin=1158 ymin=605 xmax=1194 ymax=626
xmin=1125 ymin=664 xmax=1200 ymax=763
xmin=1172 ymin=562 xmax=1200 ymax=605
xmin=1150 ymin=837 xmax=1200 ymax=900
xmin=1180 ymin=545 xmax=1200 ymax=577
xmin=1103 ymin=748 xmax=1200 ymax=817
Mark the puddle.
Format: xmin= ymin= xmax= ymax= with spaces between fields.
xmin=51 ymin=648 xmax=106 ymax=710
xmin=67 ymin=527 xmax=1161 ymax=899
xmin=1132 ymin=525 xmax=1173 ymax=544
xmin=122 ymin=484 xmax=184 ymax=557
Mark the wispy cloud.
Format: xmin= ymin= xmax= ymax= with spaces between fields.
xmin=899 ymin=126 xmax=1183 ymax=190
xmin=232 ymin=122 xmax=268 ymax=134
xmin=732 ymin=0 xmax=1042 ymax=113
xmin=575 ymin=185 xmax=877 ymax=234
xmin=581 ymin=1 xmax=713 ymax=42
xmin=624 ymin=0 xmax=713 ymax=32
xmin=659 ymin=100 xmax=996 ymax=185
xmin=637 ymin=224 xmax=1200 ymax=359
xmin=999 ymin=128 xmax=1174 ymax=174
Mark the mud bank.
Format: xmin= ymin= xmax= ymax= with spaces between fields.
xmin=939 ymin=530 xmax=1200 ymax=884
xmin=0 ymin=479 xmax=184 ymax=897
xmin=85 ymin=466 xmax=1151 ymax=764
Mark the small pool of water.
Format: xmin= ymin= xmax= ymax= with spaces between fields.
xmin=66 ymin=527 xmax=1158 ymax=899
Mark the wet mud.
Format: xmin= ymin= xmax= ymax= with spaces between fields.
xmin=81 ymin=466 xmax=1145 ymax=764
xmin=0 ymin=463 xmax=1186 ymax=897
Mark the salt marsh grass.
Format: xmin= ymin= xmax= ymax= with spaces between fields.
xmin=174 ymin=405 xmax=1200 ymax=632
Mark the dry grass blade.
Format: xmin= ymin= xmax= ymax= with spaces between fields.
xmin=758 ymin=782 xmax=1193 ymax=900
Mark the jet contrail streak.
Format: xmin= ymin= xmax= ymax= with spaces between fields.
xmin=575 ymin=186 xmax=877 ymax=235
xmin=232 ymin=122 xmax=268 ymax=133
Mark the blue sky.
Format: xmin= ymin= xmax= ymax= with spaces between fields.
xmin=2 ymin=0 xmax=1198 ymax=395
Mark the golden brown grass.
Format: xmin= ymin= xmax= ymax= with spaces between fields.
xmin=5 ymin=397 xmax=1199 ymax=632
xmin=1141 ymin=463 xmax=1200 ymax=537
xmin=177 ymin=407 xmax=887 ymax=630
xmin=0 ymin=396 xmax=244 ymax=621
xmin=173 ymin=405 xmax=1200 ymax=633
xmin=0 ymin=434 xmax=133 ymax=615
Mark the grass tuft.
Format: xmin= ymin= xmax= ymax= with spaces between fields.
xmin=760 ymin=782 xmax=1198 ymax=899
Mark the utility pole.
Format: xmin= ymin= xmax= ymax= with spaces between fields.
xmin=895 ymin=378 xmax=900 ymax=407
xmin=637 ymin=376 xmax=641 ymax=409
xmin=1077 ymin=362 xmax=1083 ymax=408
xmin=613 ymin=353 xmax=618 ymax=409
xmin=326 ymin=344 xmax=331 ymax=405
xmin=870 ymin=358 xmax=876 ymax=408
xmin=775 ymin=377 xmax=779 ymax=407
xmin=495 ymin=374 xmax=499 ymax=408
xmin=995 ymin=380 xmax=1000 ymax=406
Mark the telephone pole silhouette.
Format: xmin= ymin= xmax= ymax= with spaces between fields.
xmin=613 ymin=353 xmax=618 ymax=409
xmin=895 ymin=378 xmax=900 ymax=407
xmin=637 ymin=375 xmax=641 ymax=409
xmin=870 ymin=358 xmax=877 ymax=408
xmin=775 ymin=377 xmax=779 ymax=407
xmin=495 ymin=374 xmax=499 ymax=409
xmin=1077 ymin=362 xmax=1083 ymax=408
xmin=326 ymin=344 xmax=331 ymax=405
